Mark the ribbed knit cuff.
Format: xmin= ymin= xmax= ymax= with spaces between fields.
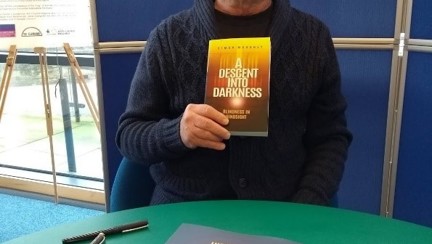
xmin=292 ymin=188 xmax=329 ymax=206
xmin=162 ymin=116 xmax=190 ymax=155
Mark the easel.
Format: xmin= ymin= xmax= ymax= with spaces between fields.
xmin=63 ymin=43 xmax=100 ymax=132
xmin=34 ymin=47 xmax=60 ymax=203
xmin=0 ymin=43 xmax=100 ymax=203
xmin=0 ymin=45 xmax=17 ymax=122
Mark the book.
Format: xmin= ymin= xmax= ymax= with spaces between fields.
xmin=205 ymin=37 xmax=271 ymax=137
xmin=165 ymin=223 xmax=300 ymax=244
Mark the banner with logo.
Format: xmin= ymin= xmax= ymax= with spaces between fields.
xmin=0 ymin=0 xmax=92 ymax=49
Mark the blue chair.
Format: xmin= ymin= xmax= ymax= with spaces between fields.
xmin=109 ymin=157 xmax=155 ymax=212
xmin=109 ymin=157 xmax=339 ymax=211
xmin=331 ymin=194 xmax=339 ymax=208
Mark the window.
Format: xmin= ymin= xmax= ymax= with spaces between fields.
xmin=0 ymin=1 xmax=104 ymax=205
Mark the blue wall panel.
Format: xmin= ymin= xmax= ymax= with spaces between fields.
xmin=394 ymin=52 xmax=432 ymax=227
xmin=291 ymin=0 xmax=396 ymax=38
xmin=410 ymin=0 xmax=432 ymax=39
xmin=96 ymin=0 xmax=400 ymax=41
xmin=99 ymin=53 xmax=141 ymax=193
xmin=95 ymin=0 xmax=193 ymax=42
xmin=336 ymin=50 xmax=392 ymax=214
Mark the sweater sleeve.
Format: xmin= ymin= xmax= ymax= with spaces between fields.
xmin=116 ymin=27 xmax=191 ymax=165
xmin=292 ymin=25 xmax=353 ymax=206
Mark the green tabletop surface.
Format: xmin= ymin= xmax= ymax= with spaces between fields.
xmin=5 ymin=200 xmax=432 ymax=244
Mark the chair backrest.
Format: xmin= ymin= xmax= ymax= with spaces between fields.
xmin=109 ymin=158 xmax=339 ymax=211
xmin=109 ymin=157 xmax=155 ymax=212
xmin=331 ymin=193 xmax=339 ymax=208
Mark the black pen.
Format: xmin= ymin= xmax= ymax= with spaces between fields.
xmin=62 ymin=220 xmax=149 ymax=243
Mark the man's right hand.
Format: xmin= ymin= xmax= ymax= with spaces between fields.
xmin=180 ymin=104 xmax=230 ymax=150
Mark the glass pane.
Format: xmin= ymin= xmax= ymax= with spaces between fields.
xmin=0 ymin=0 xmax=103 ymax=192
xmin=0 ymin=47 xmax=103 ymax=190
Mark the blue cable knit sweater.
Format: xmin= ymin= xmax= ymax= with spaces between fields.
xmin=116 ymin=0 xmax=352 ymax=206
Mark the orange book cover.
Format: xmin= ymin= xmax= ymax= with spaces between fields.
xmin=205 ymin=37 xmax=271 ymax=136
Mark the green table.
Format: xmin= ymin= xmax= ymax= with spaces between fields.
xmin=5 ymin=200 xmax=432 ymax=243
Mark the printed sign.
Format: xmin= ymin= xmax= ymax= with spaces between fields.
xmin=0 ymin=0 xmax=92 ymax=49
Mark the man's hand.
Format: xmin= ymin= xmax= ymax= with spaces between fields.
xmin=180 ymin=104 xmax=230 ymax=150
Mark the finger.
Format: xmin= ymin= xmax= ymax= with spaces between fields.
xmin=193 ymin=116 xmax=230 ymax=140
xmin=192 ymin=104 xmax=229 ymax=126
xmin=192 ymin=125 xmax=226 ymax=142
xmin=182 ymin=116 xmax=228 ymax=149
xmin=180 ymin=111 xmax=227 ymax=149
xmin=193 ymin=137 xmax=226 ymax=151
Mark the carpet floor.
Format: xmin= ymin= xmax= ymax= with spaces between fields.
xmin=0 ymin=192 xmax=104 ymax=243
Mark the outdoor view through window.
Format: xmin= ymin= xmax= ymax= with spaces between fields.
xmin=0 ymin=0 xmax=103 ymax=204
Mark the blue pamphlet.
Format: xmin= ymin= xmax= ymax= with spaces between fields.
xmin=165 ymin=223 xmax=300 ymax=244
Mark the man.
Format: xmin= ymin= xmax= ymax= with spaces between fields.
xmin=116 ymin=0 xmax=352 ymax=206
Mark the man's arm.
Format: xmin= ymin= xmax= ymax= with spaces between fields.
xmin=292 ymin=26 xmax=353 ymax=205
xmin=116 ymin=27 xmax=230 ymax=165
xmin=115 ymin=28 xmax=188 ymax=165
